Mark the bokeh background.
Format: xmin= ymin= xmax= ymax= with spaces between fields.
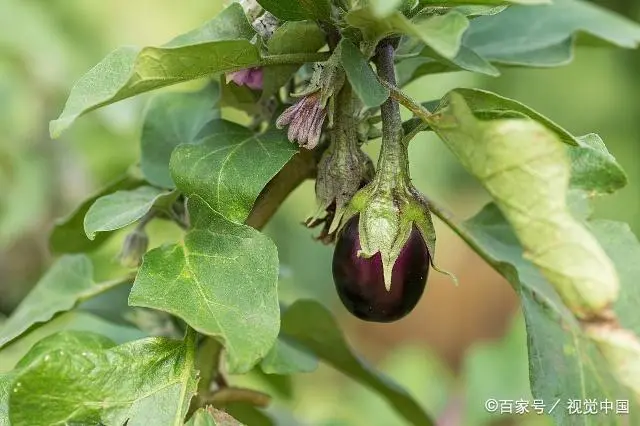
xmin=1 ymin=1 xmax=639 ymax=425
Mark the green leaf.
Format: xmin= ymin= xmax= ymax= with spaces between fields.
xmin=129 ymin=196 xmax=280 ymax=373
xmin=186 ymin=407 xmax=245 ymax=426
xmin=465 ymin=0 xmax=640 ymax=67
xmin=348 ymin=9 xmax=469 ymax=59
xmin=256 ymin=0 xmax=331 ymax=21
xmin=170 ymin=121 xmax=297 ymax=224
xmin=431 ymin=89 xmax=628 ymax=194
xmin=397 ymin=45 xmax=499 ymax=85
xmin=260 ymin=337 xmax=318 ymax=375
xmin=50 ymin=173 xmax=144 ymax=253
xmin=0 ymin=255 xmax=130 ymax=349
xmin=281 ymin=300 xmax=434 ymax=426
xmin=50 ymin=4 xmax=258 ymax=137
xmin=339 ymin=39 xmax=389 ymax=108
xmin=460 ymin=205 xmax=639 ymax=425
xmin=8 ymin=330 xmax=197 ymax=426
xmin=141 ymin=84 xmax=221 ymax=188
xmin=570 ymin=134 xmax=628 ymax=195
xmin=428 ymin=92 xmax=619 ymax=318
xmin=0 ymin=373 xmax=13 ymax=426
xmin=419 ymin=0 xmax=548 ymax=6
xmin=261 ymin=21 xmax=326 ymax=101
xmin=369 ymin=0 xmax=403 ymax=17
xmin=0 ymin=311 xmax=146 ymax=374
xmin=84 ymin=186 xmax=175 ymax=240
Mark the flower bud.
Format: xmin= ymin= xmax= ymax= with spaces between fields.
xmin=333 ymin=215 xmax=430 ymax=322
xmin=226 ymin=67 xmax=263 ymax=90
xmin=117 ymin=228 xmax=149 ymax=268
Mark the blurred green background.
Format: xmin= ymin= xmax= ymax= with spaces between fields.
xmin=0 ymin=1 xmax=639 ymax=425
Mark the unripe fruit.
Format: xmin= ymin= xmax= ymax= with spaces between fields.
xmin=332 ymin=216 xmax=430 ymax=322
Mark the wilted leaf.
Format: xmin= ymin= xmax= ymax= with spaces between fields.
xmin=281 ymin=300 xmax=434 ymax=426
xmin=141 ymin=84 xmax=221 ymax=188
xmin=170 ymin=120 xmax=296 ymax=224
xmin=8 ymin=331 xmax=197 ymax=426
xmin=50 ymin=4 xmax=258 ymax=137
xmin=0 ymin=256 xmax=130 ymax=349
xmin=256 ymin=0 xmax=331 ymax=21
xmin=49 ymin=173 xmax=144 ymax=253
xmin=339 ymin=39 xmax=389 ymax=108
xmin=428 ymin=92 xmax=619 ymax=318
xmin=84 ymin=186 xmax=176 ymax=240
xmin=260 ymin=337 xmax=318 ymax=375
xmin=465 ymin=0 xmax=640 ymax=67
xmin=129 ymin=196 xmax=280 ymax=373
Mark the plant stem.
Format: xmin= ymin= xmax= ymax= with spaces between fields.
xmin=373 ymin=38 xmax=410 ymax=189
xmin=379 ymin=79 xmax=433 ymax=122
xmin=262 ymin=52 xmax=331 ymax=66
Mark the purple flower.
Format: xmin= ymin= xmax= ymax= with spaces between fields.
xmin=226 ymin=67 xmax=263 ymax=90
xmin=275 ymin=92 xmax=327 ymax=149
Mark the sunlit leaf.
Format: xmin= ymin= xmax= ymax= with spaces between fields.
xmin=170 ymin=120 xmax=296 ymax=224
xmin=0 ymin=256 xmax=130 ymax=349
xmin=129 ymin=197 xmax=280 ymax=373
xmin=50 ymin=4 xmax=258 ymax=137
xmin=281 ymin=300 xmax=434 ymax=426
xmin=428 ymin=92 xmax=619 ymax=318
xmin=8 ymin=331 xmax=197 ymax=426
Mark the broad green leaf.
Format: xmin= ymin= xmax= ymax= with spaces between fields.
xmin=369 ymin=0 xmax=403 ymax=17
xmin=129 ymin=196 xmax=280 ymax=373
xmin=0 ymin=255 xmax=130 ymax=349
xmin=260 ymin=338 xmax=318 ymax=375
xmin=141 ymin=84 xmax=221 ymax=188
xmin=50 ymin=4 xmax=258 ymax=137
xmin=435 ymin=88 xmax=579 ymax=145
xmin=0 ymin=311 xmax=146 ymax=374
xmin=256 ymin=0 xmax=331 ymax=21
xmin=339 ymin=39 xmax=389 ymax=108
xmin=419 ymin=0 xmax=548 ymax=6
xmin=8 ymin=331 xmax=197 ymax=426
xmin=431 ymin=89 xmax=627 ymax=194
xmin=396 ymin=44 xmax=499 ymax=85
xmin=49 ymin=173 xmax=144 ymax=253
xmin=347 ymin=9 xmax=469 ymax=59
xmin=570 ymin=134 xmax=627 ymax=195
xmin=84 ymin=186 xmax=175 ymax=240
xmin=170 ymin=120 xmax=297 ymax=224
xmin=465 ymin=0 xmax=640 ymax=67
xmin=428 ymin=92 xmax=619 ymax=318
xmin=186 ymin=408 xmax=245 ymax=426
xmin=460 ymin=205 xmax=639 ymax=425
xmin=0 ymin=373 xmax=13 ymax=426
xmin=281 ymin=300 xmax=434 ymax=426
xmin=261 ymin=21 xmax=326 ymax=101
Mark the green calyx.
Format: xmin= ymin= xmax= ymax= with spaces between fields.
xmin=308 ymin=82 xmax=374 ymax=243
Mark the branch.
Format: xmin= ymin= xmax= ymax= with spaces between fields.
xmin=379 ymin=79 xmax=433 ymax=122
xmin=262 ymin=52 xmax=331 ymax=66
xmin=246 ymin=148 xmax=318 ymax=230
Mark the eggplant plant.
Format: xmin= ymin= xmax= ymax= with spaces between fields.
xmin=2 ymin=0 xmax=640 ymax=425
